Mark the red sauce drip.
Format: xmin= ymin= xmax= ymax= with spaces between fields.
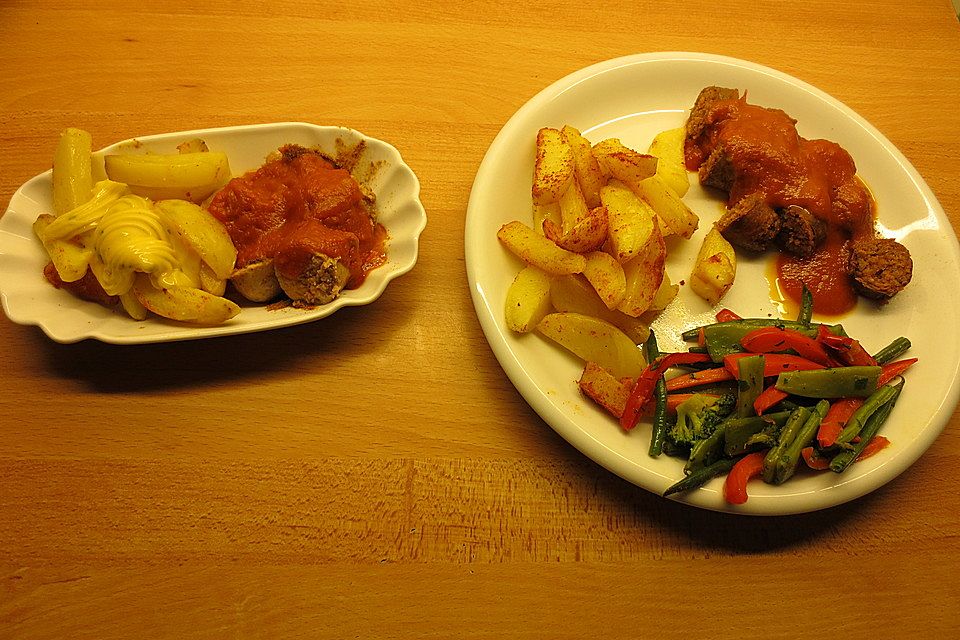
xmin=685 ymin=96 xmax=877 ymax=315
xmin=207 ymin=146 xmax=387 ymax=288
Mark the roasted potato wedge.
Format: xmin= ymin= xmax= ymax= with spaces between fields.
xmin=504 ymin=265 xmax=553 ymax=333
xmin=533 ymin=202 xmax=561 ymax=235
xmin=557 ymin=178 xmax=590 ymax=233
xmin=32 ymin=213 xmax=92 ymax=283
xmin=532 ymin=128 xmax=575 ymax=205
xmin=550 ymin=274 xmax=649 ymax=344
xmin=497 ymin=221 xmax=587 ymax=275
xmin=104 ymin=151 xmax=231 ymax=203
xmin=690 ymin=226 xmax=737 ymax=305
xmin=578 ymin=361 xmax=633 ymax=418
xmin=617 ymin=218 xmax=666 ymax=317
xmin=154 ymin=199 xmax=237 ymax=280
xmin=537 ymin=312 xmax=647 ymax=379
xmin=582 ymin=250 xmax=626 ymax=309
xmin=592 ymin=138 xmax=659 ymax=188
xmin=634 ymin=174 xmax=699 ymax=239
xmin=52 ymin=128 xmax=94 ymax=216
xmin=599 ymin=181 xmax=658 ymax=264
xmin=647 ymin=126 xmax=690 ymax=197
xmin=561 ymin=125 xmax=604 ymax=208
xmin=132 ymin=274 xmax=240 ymax=324
xmin=543 ymin=205 xmax=608 ymax=254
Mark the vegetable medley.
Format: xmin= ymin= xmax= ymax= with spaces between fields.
xmin=584 ymin=289 xmax=916 ymax=504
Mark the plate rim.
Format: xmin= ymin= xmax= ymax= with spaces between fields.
xmin=465 ymin=51 xmax=960 ymax=515
xmin=0 ymin=121 xmax=428 ymax=344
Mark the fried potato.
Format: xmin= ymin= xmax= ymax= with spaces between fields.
xmin=532 ymin=128 xmax=575 ymax=206
xmin=504 ymin=265 xmax=553 ymax=333
xmin=52 ymin=128 xmax=94 ymax=216
xmin=557 ymin=178 xmax=590 ymax=233
xmin=533 ymin=202 xmax=561 ymax=235
xmin=599 ymin=181 xmax=658 ymax=264
xmin=154 ymin=199 xmax=237 ymax=280
xmin=582 ymin=250 xmax=626 ymax=309
xmin=690 ymin=226 xmax=737 ymax=305
xmin=198 ymin=262 xmax=227 ymax=296
xmin=543 ymin=205 xmax=608 ymax=254
xmin=132 ymin=274 xmax=240 ymax=324
xmin=119 ymin=290 xmax=149 ymax=320
xmin=537 ymin=312 xmax=647 ymax=379
xmin=634 ymin=174 xmax=699 ymax=239
xmin=550 ymin=274 xmax=649 ymax=344
xmin=647 ymin=126 xmax=690 ymax=197
xmin=647 ymin=270 xmax=679 ymax=312
xmin=592 ymin=138 xmax=659 ymax=188
xmin=497 ymin=221 xmax=587 ymax=275
xmin=561 ymin=125 xmax=605 ymax=208
xmin=104 ymin=151 xmax=231 ymax=203
xmin=32 ymin=213 xmax=92 ymax=283
xmin=617 ymin=219 xmax=666 ymax=317
xmin=578 ymin=361 xmax=634 ymax=418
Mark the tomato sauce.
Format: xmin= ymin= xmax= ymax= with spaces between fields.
xmin=207 ymin=145 xmax=387 ymax=289
xmin=686 ymin=95 xmax=876 ymax=316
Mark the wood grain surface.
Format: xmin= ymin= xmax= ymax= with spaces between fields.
xmin=2 ymin=1 xmax=959 ymax=638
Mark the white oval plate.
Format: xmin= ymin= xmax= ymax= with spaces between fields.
xmin=0 ymin=122 xmax=427 ymax=344
xmin=465 ymin=52 xmax=960 ymax=515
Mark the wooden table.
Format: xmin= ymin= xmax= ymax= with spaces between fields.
xmin=2 ymin=1 xmax=959 ymax=637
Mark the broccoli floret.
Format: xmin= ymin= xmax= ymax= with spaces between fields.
xmin=668 ymin=393 xmax=736 ymax=448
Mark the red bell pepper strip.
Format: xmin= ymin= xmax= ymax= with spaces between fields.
xmin=817 ymin=325 xmax=877 ymax=366
xmin=856 ymin=435 xmax=891 ymax=461
xmin=697 ymin=327 xmax=706 ymax=348
xmin=722 ymin=352 xmax=825 ymax=378
xmin=620 ymin=352 xmax=712 ymax=430
xmin=723 ymin=451 xmax=766 ymax=504
xmin=877 ymin=358 xmax=918 ymax=386
xmin=641 ymin=392 xmax=721 ymax=416
xmin=801 ymin=447 xmax=831 ymax=471
xmin=817 ymin=397 xmax=863 ymax=447
xmin=740 ymin=326 xmax=834 ymax=366
xmin=715 ymin=308 xmax=742 ymax=323
xmin=665 ymin=367 xmax=735 ymax=391
xmin=753 ymin=385 xmax=788 ymax=415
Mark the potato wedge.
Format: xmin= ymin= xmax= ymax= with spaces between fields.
xmin=592 ymin=138 xmax=658 ymax=187
xmin=578 ymin=361 xmax=634 ymax=418
xmin=599 ymin=181 xmax=658 ymax=264
xmin=647 ymin=127 xmax=689 ymax=194
xmin=532 ymin=128 xmax=574 ymax=206
xmin=543 ymin=205 xmax=607 ymax=254
xmin=132 ymin=274 xmax=240 ymax=324
xmin=561 ymin=125 xmax=604 ymax=208
xmin=617 ymin=219 xmax=666 ymax=317
xmin=690 ymin=226 xmax=737 ymax=305
xmin=497 ymin=221 xmax=586 ymax=275
xmin=550 ymin=274 xmax=649 ymax=344
xmin=557 ymin=178 xmax=589 ymax=233
xmin=582 ymin=250 xmax=626 ymax=309
xmin=648 ymin=270 xmax=679 ymax=312
xmin=198 ymin=262 xmax=227 ymax=296
xmin=154 ymin=199 xmax=237 ymax=280
xmin=504 ymin=265 xmax=553 ymax=333
xmin=119 ymin=290 xmax=149 ymax=320
xmin=634 ymin=173 xmax=699 ymax=239
xmin=32 ymin=213 xmax=92 ymax=283
xmin=537 ymin=312 xmax=647 ymax=379
xmin=104 ymin=151 xmax=231 ymax=188
xmin=52 ymin=128 xmax=94 ymax=216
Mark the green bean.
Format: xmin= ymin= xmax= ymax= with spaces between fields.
xmin=835 ymin=383 xmax=900 ymax=445
xmin=646 ymin=330 xmax=669 ymax=458
xmin=723 ymin=411 xmax=793 ymax=455
xmin=771 ymin=399 xmax=830 ymax=484
xmin=774 ymin=366 xmax=880 ymax=398
xmin=872 ymin=337 xmax=911 ymax=365
xmin=762 ymin=407 xmax=811 ymax=484
xmin=830 ymin=381 xmax=904 ymax=473
xmin=664 ymin=456 xmax=739 ymax=497
xmin=797 ymin=285 xmax=814 ymax=325
xmin=735 ymin=354 xmax=765 ymax=418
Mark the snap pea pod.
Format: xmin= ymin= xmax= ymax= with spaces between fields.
xmin=646 ymin=330 xmax=669 ymax=458
xmin=685 ymin=423 xmax=727 ymax=474
xmin=872 ymin=337 xmax=912 ymax=365
xmin=723 ymin=411 xmax=793 ymax=455
xmin=664 ymin=456 xmax=739 ymax=497
xmin=835 ymin=382 xmax=901 ymax=445
xmin=761 ymin=407 xmax=811 ymax=484
xmin=735 ymin=354 xmax=765 ymax=418
xmin=830 ymin=381 xmax=904 ymax=473
xmin=771 ymin=399 xmax=830 ymax=485
xmin=774 ymin=366 xmax=881 ymax=398
xmin=797 ymin=286 xmax=814 ymax=325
